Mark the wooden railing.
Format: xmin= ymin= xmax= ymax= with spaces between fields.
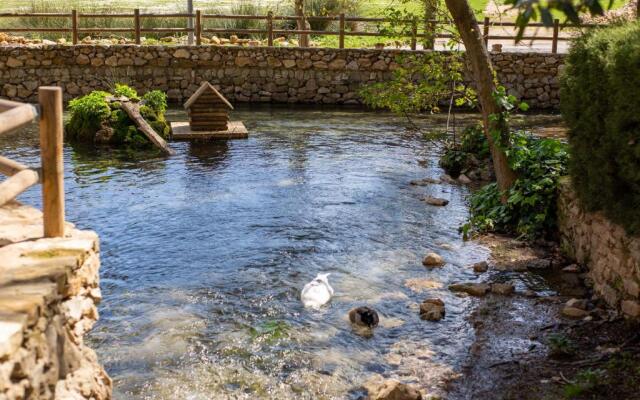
xmin=0 ymin=10 xmax=607 ymax=53
xmin=0 ymin=87 xmax=65 ymax=238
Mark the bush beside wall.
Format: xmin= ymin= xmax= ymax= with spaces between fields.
xmin=560 ymin=21 xmax=640 ymax=236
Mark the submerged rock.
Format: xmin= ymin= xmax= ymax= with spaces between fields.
xmin=420 ymin=298 xmax=445 ymax=321
xmin=423 ymin=196 xmax=449 ymax=206
xmin=422 ymin=253 xmax=444 ymax=267
xmin=472 ymin=261 xmax=489 ymax=273
xmin=490 ymin=283 xmax=515 ymax=296
xmin=410 ymin=177 xmax=441 ymax=186
xmin=449 ymin=282 xmax=490 ymax=297
xmin=364 ymin=377 xmax=423 ymax=400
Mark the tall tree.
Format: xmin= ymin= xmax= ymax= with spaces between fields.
xmin=444 ymin=0 xmax=517 ymax=193
xmin=294 ymin=0 xmax=310 ymax=47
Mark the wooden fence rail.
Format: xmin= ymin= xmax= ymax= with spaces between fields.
xmin=0 ymin=88 xmax=65 ymax=238
xmin=0 ymin=10 xmax=611 ymax=53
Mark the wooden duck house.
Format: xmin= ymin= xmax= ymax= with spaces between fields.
xmin=170 ymin=81 xmax=248 ymax=140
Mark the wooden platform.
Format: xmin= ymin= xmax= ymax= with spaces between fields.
xmin=170 ymin=121 xmax=248 ymax=140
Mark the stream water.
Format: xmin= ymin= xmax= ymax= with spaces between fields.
xmin=2 ymin=106 xmax=492 ymax=399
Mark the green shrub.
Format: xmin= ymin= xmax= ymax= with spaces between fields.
xmin=462 ymin=131 xmax=569 ymax=239
xmin=142 ymin=90 xmax=168 ymax=114
xmin=439 ymin=123 xmax=490 ymax=178
xmin=460 ymin=123 xmax=490 ymax=159
xmin=66 ymin=84 xmax=170 ymax=148
xmin=113 ymin=83 xmax=139 ymax=101
xmin=561 ymin=21 xmax=640 ymax=236
xmin=66 ymin=91 xmax=111 ymax=141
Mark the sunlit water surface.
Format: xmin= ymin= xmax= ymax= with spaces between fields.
xmin=2 ymin=106 xmax=492 ymax=399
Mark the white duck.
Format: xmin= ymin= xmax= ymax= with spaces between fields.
xmin=301 ymin=273 xmax=334 ymax=308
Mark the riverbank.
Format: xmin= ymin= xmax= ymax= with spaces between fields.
xmin=448 ymin=234 xmax=640 ymax=400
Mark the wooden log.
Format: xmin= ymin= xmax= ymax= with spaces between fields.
xmin=0 ymin=156 xmax=37 ymax=178
xmin=39 ymin=87 xmax=65 ymax=238
xmin=120 ymin=102 xmax=175 ymax=155
xmin=0 ymin=103 xmax=38 ymax=136
xmin=0 ymin=169 xmax=40 ymax=207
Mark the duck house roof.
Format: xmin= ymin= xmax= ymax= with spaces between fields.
xmin=184 ymin=81 xmax=234 ymax=110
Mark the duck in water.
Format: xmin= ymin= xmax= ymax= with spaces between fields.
xmin=348 ymin=306 xmax=379 ymax=328
xmin=301 ymin=273 xmax=334 ymax=308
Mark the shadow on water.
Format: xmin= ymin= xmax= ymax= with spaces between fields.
xmin=0 ymin=104 xmax=565 ymax=399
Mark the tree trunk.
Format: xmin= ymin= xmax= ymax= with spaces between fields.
xmin=444 ymin=0 xmax=517 ymax=193
xmin=424 ymin=0 xmax=437 ymax=50
xmin=294 ymin=0 xmax=310 ymax=47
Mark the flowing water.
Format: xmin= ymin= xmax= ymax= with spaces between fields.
xmin=1 ymin=106 xmax=492 ymax=399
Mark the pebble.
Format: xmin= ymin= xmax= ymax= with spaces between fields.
xmin=422 ymin=252 xmax=444 ymax=267
xmin=423 ymin=196 xmax=449 ymax=206
xmin=562 ymin=264 xmax=581 ymax=273
xmin=457 ymin=174 xmax=472 ymax=184
xmin=491 ymin=283 xmax=515 ymax=296
xmin=472 ymin=261 xmax=489 ymax=273
xmin=419 ymin=298 xmax=445 ymax=321
xmin=410 ymin=177 xmax=441 ymax=186
xmin=449 ymin=282 xmax=491 ymax=297
xmin=561 ymin=306 xmax=590 ymax=319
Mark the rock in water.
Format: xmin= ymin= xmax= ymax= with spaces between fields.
xmin=491 ymin=283 xmax=515 ymax=296
xmin=364 ymin=378 xmax=423 ymax=400
xmin=423 ymin=196 xmax=449 ymax=206
xmin=449 ymin=282 xmax=491 ymax=297
xmin=301 ymin=273 xmax=333 ymax=308
xmin=349 ymin=306 xmax=380 ymax=328
xmin=409 ymin=177 xmax=441 ymax=186
xmin=472 ymin=261 xmax=489 ymax=273
xmin=419 ymin=298 xmax=445 ymax=321
xmin=422 ymin=252 xmax=444 ymax=267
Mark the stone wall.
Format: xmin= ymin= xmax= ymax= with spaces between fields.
xmin=0 ymin=201 xmax=111 ymax=399
xmin=558 ymin=178 xmax=640 ymax=318
xmin=0 ymin=45 xmax=563 ymax=109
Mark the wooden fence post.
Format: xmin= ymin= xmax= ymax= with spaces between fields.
xmin=552 ymin=18 xmax=559 ymax=54
xmin=71 ymin=10 xmax=78 ymax=45
xmin=38 ymin=87 xmax=65 ymax=238
xmin=410 ymin=21 xmax=417 ymax=50
xmin=134 ymin=9 xmax=141 ymax=45
xmin=339 ymin=13 xmax=345 ymax=49
xmin=195 ymin=10 xmax=202 ymax=45
xmin=267 ymin=11 xmax=274 ymax=46
xmin=483 ymin=16 xmax=490 ymax=48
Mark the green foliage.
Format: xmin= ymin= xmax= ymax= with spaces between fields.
xmin=359 ymin=52 xmax=475 ymax=115
xmin=461 ymin=130 xmax=569 ymax=239
xmin=560 ymin=21 xmax=640 ymax=236
xmin=440 ymin=123 xmax=489 ymax=178
xmin=248 ymin=320 xmax=291 ymax=344
xmin=460 ymin=123 xmax=490 ymax=158
xmin=503 ymin=0 xmax=612 ymax=40
xmin=66 ymin=91 xmax=111 ymax=141
xmin=113 ymin=83 xmax=139 ymax=100
xmin=66 ymin=84 xmax=170 ymax=148
xmin=548 ymin=334 xmax=576 ymax=358
xmin=563 ymin=369 xmax=605 ymax=399
xmin=142 ymin=90 xmax=168 ymax=114
xmin=305 ymin=0 xmax=362 ymax=30
xmin=439 ymin=148 xmax=468 ymax=178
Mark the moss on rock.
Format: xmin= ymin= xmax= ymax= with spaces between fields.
xmin=65 ymin=85 xmax=170 ymax=149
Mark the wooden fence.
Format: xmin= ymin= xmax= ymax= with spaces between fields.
xmin=0 ymin=88 xmax=65 ymax=238
xmin=0 ymin=11 xmax=604 ymax=53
